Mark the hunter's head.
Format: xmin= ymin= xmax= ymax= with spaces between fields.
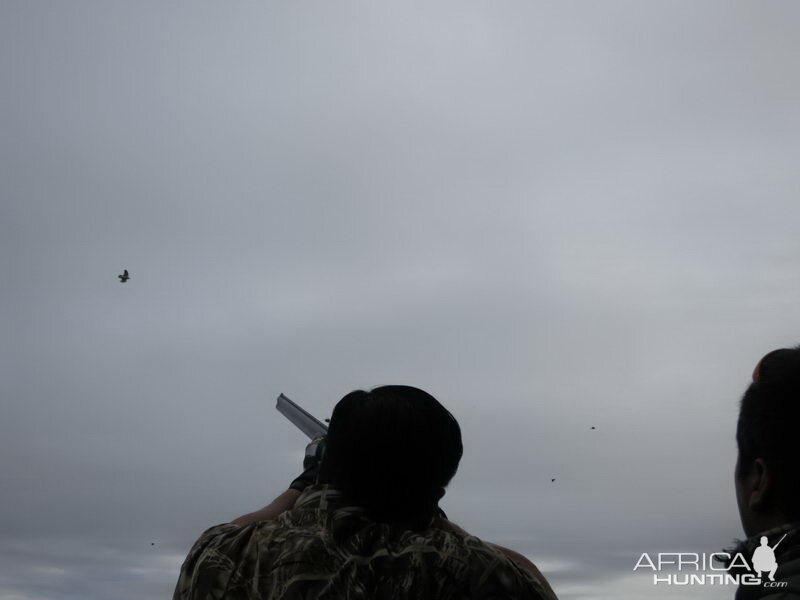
xmin=735 ymin=346 xmax=800 ymax=536
xmin=318 ymin=385 xmax=462 ymax=530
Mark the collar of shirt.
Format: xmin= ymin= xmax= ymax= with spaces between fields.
xmin=292 ymin=483 xmax=440 ymax=531
xmin=722 ymin=521 xmax=800 ymax=568
xmin=293 ymin=483 xmax=366 ymax=516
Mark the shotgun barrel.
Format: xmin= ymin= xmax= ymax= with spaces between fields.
xmin=276 ymin=393 xmax=329 ymax=440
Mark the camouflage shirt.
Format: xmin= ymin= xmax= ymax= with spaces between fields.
xmin=174 ymin=484 xmax=554 ymax=600
xmin=725 ymin=522 xmax=800 ymax=600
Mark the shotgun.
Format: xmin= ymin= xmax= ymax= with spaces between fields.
xmin=276 ymin=393 xmax=328 ymax=459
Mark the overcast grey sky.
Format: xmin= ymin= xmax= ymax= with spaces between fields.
xmin=2 ymin=2 xmax=799 ymax=599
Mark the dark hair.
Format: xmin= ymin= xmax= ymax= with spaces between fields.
xmin=317 ymin=385 xmax=462 ymax=530
xmin=736 ymin=346 xmax=800 ymax=518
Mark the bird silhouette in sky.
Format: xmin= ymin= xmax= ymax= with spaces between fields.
xmin=551 ymin=478 xmax=556 ymax=483
xmin=590 ymin=426 xmax=596 ymax=430
xmin=118 ymin=269 xmax=130 ymax=283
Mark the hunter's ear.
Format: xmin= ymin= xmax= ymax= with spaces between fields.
xmin=748 ymin=458 xmax=771 ymax=511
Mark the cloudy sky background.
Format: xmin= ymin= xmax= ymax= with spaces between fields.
xmin=2 ymin=2 xmax=800 ymax=598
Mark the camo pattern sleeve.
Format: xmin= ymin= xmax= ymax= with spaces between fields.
xmin=173 ymin=484 xmax=556 ymax=600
